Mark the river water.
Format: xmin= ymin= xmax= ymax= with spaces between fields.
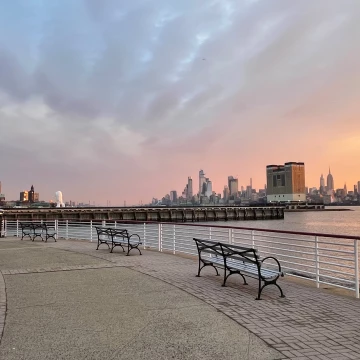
xmin=205 ymin=206 xmax=360 ymax=237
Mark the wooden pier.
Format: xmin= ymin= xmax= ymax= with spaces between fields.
xmin=0 ymin=206 xmax=284 ymax=222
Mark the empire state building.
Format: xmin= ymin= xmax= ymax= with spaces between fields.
xmin=327 ymin=168 xmax=334 ymax=191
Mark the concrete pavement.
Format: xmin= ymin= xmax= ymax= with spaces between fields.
xmin=0 ymin=238 xmax=281 ymax=360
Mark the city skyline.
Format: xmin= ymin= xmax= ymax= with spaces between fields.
xmin=0 ymin=1 xmax=359 ymax=204
xmin=0 ymin=163 xmax=359 ymax=205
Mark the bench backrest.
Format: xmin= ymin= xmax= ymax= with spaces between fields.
xmin=194 ymin=238 xmax=260 ymax=267
xmin=19 ymin=222 xmax=33 ymax=230
xmin=95 ymin=226 xmax=129 ymax=239
xmin=219 ymin=242 xmax=260 ymax=267
xmin=110 ymin=228 xmax=129 ymax=238
xmin=193 ymin=238 xmax=223 ymax=257
xmin=95 ymin=226 xmax=112 ymax=238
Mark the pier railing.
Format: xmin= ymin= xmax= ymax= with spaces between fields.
xmin=2 ymin=219 xmax=360 ymax=298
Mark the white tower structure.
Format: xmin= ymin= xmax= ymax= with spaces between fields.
xmin=55 ymin=191 xmax=65 ymax=207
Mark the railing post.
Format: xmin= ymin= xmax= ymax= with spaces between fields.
xmin=209 ymin=227 xmax=212 ymax=241
xmin=158 ymin=223 xmax=162 ymax=252
xmin=355 ymin=240 xmax=359 ymax=299
xmin=102 ymin=220 xmax=105 ymax=227
xmin=251 ymin=230 xmax=255 ymax=248
xmin=143 ymin=223 xmax=146 ymax=249
xmin=315 ymin=236 xmax=320 ymax=288
xmin=1 ymin=219 xmax=5 ymax=237
xmin=173 ymin=225 xmax=176 ymax=254
xmin=54 ymin=220 xmax=58 ymax=240
xmin=90 ymin=220 xmax=93 ymax=242
xmin=228 ymin=229 xmax=232 ymax=244
xmin=16 ymin=220 xmax=19 ymax=238
xmin=66 ymin=220 xmax=69 ymax=240
xmin=4 ymin=220 xmax=7 ymax=237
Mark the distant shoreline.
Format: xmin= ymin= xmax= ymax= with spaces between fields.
xmin=285 ymin=208 xmax=353 ymax=212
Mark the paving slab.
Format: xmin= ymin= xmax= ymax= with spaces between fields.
xmin=0 ymin=245 xmax=104 ymax=271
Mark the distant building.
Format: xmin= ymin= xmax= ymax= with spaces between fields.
xmin=223 ymin=186 xmax=229 ymax=202
xmin=245 ymin=185 xmax=252 ymax=199
xmin=0 ymin=181 xmax=4 ymax=202
xmin=199 ymin=170 xmax=206 ymax=195
xmin=205 ymin=180 xmax=212 ymax=197
xmin=320 ymin=174 xmax=325 ymax=194
xmin=20 ymin=191 xmax=29 ymax=202
xmin=20 ymin=185 xmax=39 ymax=203
xmin=327 ymin=168 xmax=334 ymax=191
xmin=228 ymin=176 xmax=238 ymax=196
xmin=266 ymin=162 xmax=306 ymax=202
xmin=187 ymin=177 xmax=193 ymax=200
xmin=170 ymin=191 xmax=178 ymax=202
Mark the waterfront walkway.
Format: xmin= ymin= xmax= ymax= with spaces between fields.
xmin=0 ymin=238 xmax=359 ymax=359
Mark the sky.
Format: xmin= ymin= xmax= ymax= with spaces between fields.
xmin=0 ymin=0 xmax=359 ymax=205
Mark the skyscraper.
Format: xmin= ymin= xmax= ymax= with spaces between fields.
xmin=327 ymin=168 xmax=334 ymax=191
xmin=223 ymin=186 xmax=229 ymax=201
xmin=320 ymin=174 xmax=325 ymax=194
xmin=187 ymin=177 xmax=193 ymax=199
xmin=228 ymin=176 xmax=239 ymax=196
xmin=199 ymin=170 xmax=206 ymax=195
xmin=170 ymin=191 xmax=177 ymax=202
xmin=205 ymin=180 xmax=212 ymax=197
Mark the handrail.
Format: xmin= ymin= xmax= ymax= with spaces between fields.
xmin=5 ymin=218 xmax=360 ymax=240
xmin=58 ymin=219 xmax=360 ymax=241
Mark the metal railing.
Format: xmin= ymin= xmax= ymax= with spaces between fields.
xmin=2 ymin=219 xmax=360 ymax=298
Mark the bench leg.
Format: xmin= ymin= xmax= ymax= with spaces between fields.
xmin=126 ymin=245 xmax=142 ymax=256
xmin=275 ymin=283 xmax=285 ymax=298
xmin=96 ymin=241 xmax=110 ymax=250
xmin=45 ymin=235 xmax=57 ymax=243
xmin=256 ymin=279 xmax=285 ymax=300
xmin=110 ymin=243 xmax=125 ymax=253
xmin=222 ymin=271 xmax=247 ymax=287
xmin=196 ymin=261 xmax=219 ymax=277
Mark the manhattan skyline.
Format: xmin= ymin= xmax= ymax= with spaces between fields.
xmin=0 ymin=1 xmax=359 ymax=204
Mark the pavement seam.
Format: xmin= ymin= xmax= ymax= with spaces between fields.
xmin=1 ymin=264 xmax=122 ymax=275
xmin=0 ymin=271 xmax=7 ymax=346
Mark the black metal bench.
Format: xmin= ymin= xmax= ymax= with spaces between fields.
xmin=19 ymin=222 xmax=57 ymax=242
xmin=43 ymin=223 xmax=57 ymax=242
xmin=193 ymin=238 xmax=285 ymax=300
xmin=95 ymin=226 xmax=142 ymax=256
xmin=19 ymin=222 xmax=34 ymax=241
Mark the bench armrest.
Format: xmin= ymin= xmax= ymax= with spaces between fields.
xmin=261 ymin=256 xmax=284 ymax=276
xmin=129 ymin=233 xmax=141 ymax=244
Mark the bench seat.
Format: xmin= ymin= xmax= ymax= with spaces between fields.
xmin=206 ymin=256 xmax=281 ymax=279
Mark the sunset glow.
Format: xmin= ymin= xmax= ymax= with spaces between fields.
xmin=0 ymin=0 xmax=359 ymax=204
